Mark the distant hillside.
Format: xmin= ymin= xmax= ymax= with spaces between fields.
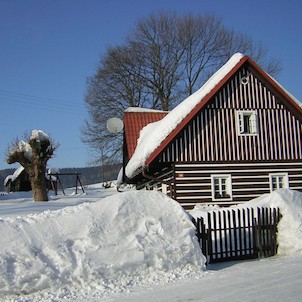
xmin=0 ymin=164 xmax=122 ymax=191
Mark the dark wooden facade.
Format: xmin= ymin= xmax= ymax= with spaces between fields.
xmin=173 ymin=162 xmax=302 ymax=208
xmin=125 ymin=55 xmax=302 ymax=209
xmin=158 ymin=67 xmax=302 ymax=164
xmin=5 ymin=168 xmax=31 ymax=192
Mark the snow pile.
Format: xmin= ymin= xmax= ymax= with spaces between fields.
xmin=244 ymin=189 xmax=302 ymax=255
xmin=0 ymin=190 xmax=205 ymax=299
xmin=30 ymin=129 xmax=49 ymax=142
xmin=1 ymin=186 xmax=302 ymax=301
xmin=125 ymin=53 xmax=244 ymax=178
xmin=18 ymin=140 xmax=32 ymax=161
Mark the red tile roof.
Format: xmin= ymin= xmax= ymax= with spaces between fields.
xmin=124 ymin=110 xmax=168 ymax=158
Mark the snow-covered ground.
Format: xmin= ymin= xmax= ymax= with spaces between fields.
xmin=0 ymin=184 xmax=302 ymax=301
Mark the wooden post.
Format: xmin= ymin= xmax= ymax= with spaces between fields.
xmin=208 ymin=212 xmax=213 ymax=263
xmin=223 ymin=210 xmax=228 ymax=258
xmin=232 ymin=210 xmax=238 ymax=257
xmin=76 ymin=173 xmax=85 ymax=193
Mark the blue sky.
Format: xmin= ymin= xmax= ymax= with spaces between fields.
xmin=1 ymin=0 xmax=301 ymax=170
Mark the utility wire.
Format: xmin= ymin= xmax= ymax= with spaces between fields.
xmin=0 ymin=89 xmax=87 ymax=115
xmin=1 ymin=95 xmax=84 ymax=115
xmin=0 ymin=89 xmax=85 ymax=107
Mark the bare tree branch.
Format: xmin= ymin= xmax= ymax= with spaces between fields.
xmin=83 ymin=12 xmax=282 ymax=164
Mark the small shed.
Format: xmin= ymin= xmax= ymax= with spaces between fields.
xmin=4 ymin=166 xmax=31 ymax=192
xmin=4 ymin=166 xmax=57 ymax=193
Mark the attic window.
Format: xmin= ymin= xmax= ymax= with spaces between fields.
xmin=236 ymin=110 xmax=258 ymax=135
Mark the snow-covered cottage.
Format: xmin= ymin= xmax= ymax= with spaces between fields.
xmin=121 ymin=53 xmax=302 ymax=209
xmin=4 ymin=166 xmax=58 ymax=193
xmin=4 ymin=166 xmax=31 ymax=192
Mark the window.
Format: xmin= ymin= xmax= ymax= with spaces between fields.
xmin=269 ymin=173 xmax=289 ymax=192
xmin=236 ymin=110 xmax=258 ymax=135
xmin=211 ymin=175 xmax=232 ymax=200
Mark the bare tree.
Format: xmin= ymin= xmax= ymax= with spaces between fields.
xmin=83 ymin=12 xmax=281 ymax=164
xmin=6 ymin=130 xmax=59 ymax=201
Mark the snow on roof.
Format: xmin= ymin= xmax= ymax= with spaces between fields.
xmin=124 ymin=109 xmax=168 ymax=158
xmin=125 ymin=53 xmax=302 ymax=180
xmin=3 ymin=175 xmax=12 ymax=187
xmin=4 ymin=166 xmax=25 ymax=186
xmin=125 ymin=107 xmax=169 ymax=113
xmin=125 ymin=53 xmax=245 ymax=178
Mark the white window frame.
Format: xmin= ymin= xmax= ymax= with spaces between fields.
xmin=161 ymin=183 xmax=168 ymax=194
xmin=236 ymin=110 xmax=258 ymax=136
xmin=211 ymin=174 xmax=233 ymax=201
xmin=269 ymin=173 xmax=289 ymax=192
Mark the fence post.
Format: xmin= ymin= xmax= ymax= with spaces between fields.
xmin=207 ymin=212 xmax=213 ymax=263
xmin=232 ymin=210 xmax=238 ymax=257
xmin=227 ymin=210 xmax=232 ymax=257
xmin=252 ymin=208 xmax=258 ymax=258
xmin=223 ymin=210 xmax=228 ymax=259
xmin=246 ymin=208 xmax=253 ymax=257
xmin=218 ymin=211 xmax=223 ymax=260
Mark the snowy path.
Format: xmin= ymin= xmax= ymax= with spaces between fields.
xmin=111 ymin=255 xmax=302 ymax=302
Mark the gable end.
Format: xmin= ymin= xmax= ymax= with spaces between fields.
xmin=152 ymin=63 xmax=302 ymax=164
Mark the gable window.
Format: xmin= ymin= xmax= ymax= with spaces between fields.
xmin=236 ymin=110 xmax=258 ymax=135
xmin=211 ymin=175 xmax=232 ymax=200
xmin=269 ymin=173 xmax=289 ymax=192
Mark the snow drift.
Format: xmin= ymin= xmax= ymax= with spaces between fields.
xmin=244 ymin=189 xmax=302 ymax=255
xmin=1 ymin=186 xmax=302 ymax=301
xmin=0 ymin=190 xmax=205 ymax=298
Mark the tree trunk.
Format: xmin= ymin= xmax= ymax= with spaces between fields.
xmin=31 ymin=178 xmax=48 ymax=201
xmin=29 ymin=159 xmax=49 ymax=202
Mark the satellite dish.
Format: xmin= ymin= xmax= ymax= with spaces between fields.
xmin=107 ymin=117 xmax=124 ymax=133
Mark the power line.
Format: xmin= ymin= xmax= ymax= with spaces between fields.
xmin=0 ymin=89 xmax=87 ymax=115
xmin=0 ymin=89 xmax=84 ymax=107
xmin=1 ymin=95 xmax=84 ymax=115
